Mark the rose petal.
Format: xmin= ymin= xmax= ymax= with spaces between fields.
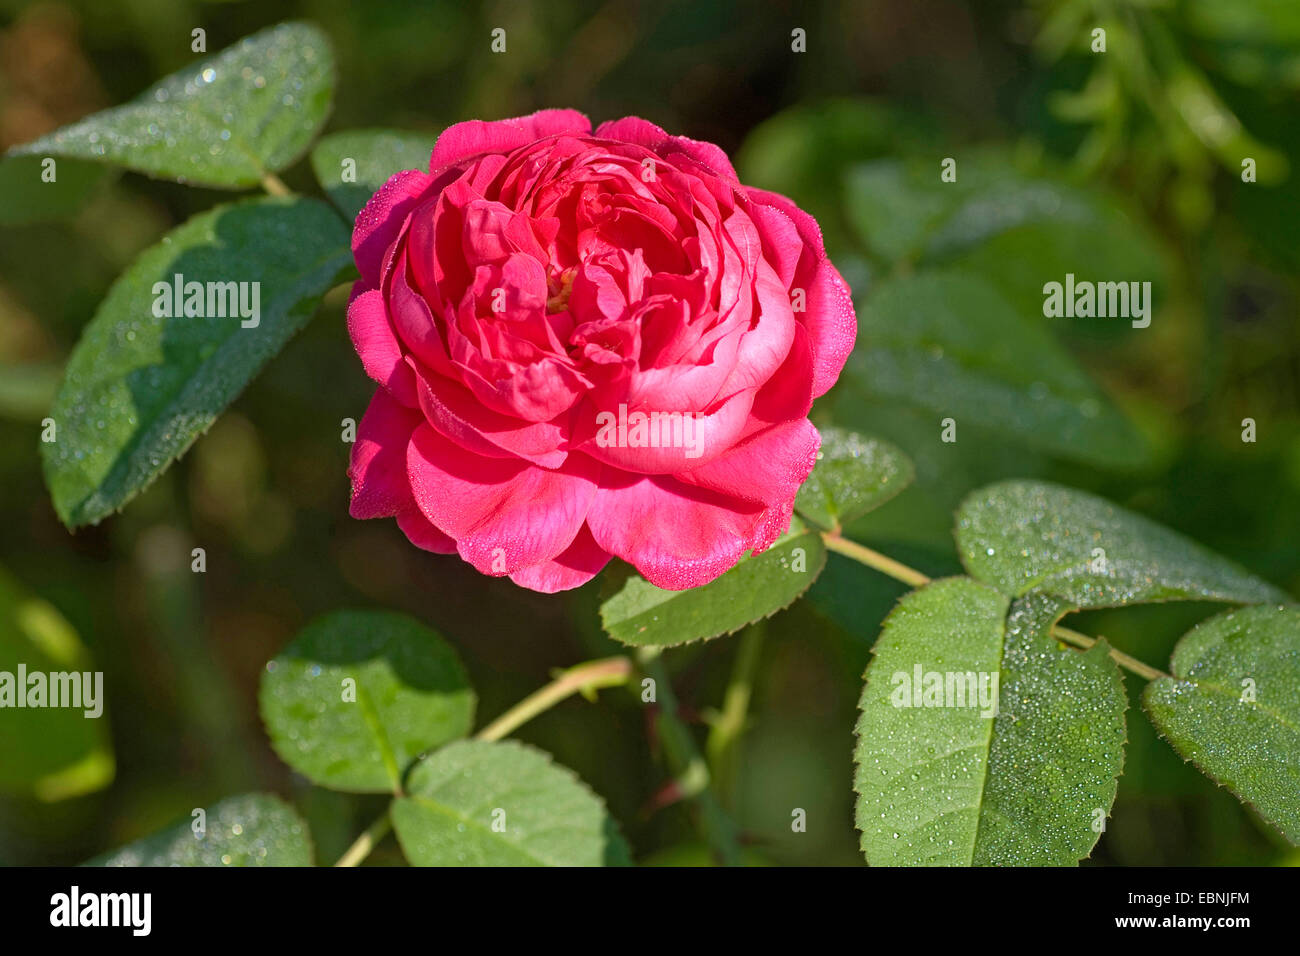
xmin=347 ymin=285 xmax=418 ymax=407
xmin=353 ymin=169 xmax=436 ymax=288
xmin=508 ymin=525 xmax=611 ymax=593
xmin=431 ymin=109 xmax=592 ymax=170
xmin=348 ymin=388 xmax=423 ymax=519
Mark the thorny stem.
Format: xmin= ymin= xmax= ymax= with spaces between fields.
xmin=475 ymin=656 xmax=633 ymax=742
xmin=821 ymin=531 xmax=1171 ymax=681
xmin=635 ymin=647 xmax=745 ymax=866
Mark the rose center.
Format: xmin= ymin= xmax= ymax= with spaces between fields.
xmin=546 ymin=267 xmax=577 ymax=314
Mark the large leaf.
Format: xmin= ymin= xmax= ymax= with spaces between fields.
xmin=6 ymin=22 xmax=334 ymax=189
xmin=599 ymin=517 xmax=826 ymax=647
xmin=853 ymin=579 xmax=1127 ymax=865
xmin=956 ymin=480 xmax=1289 ymax=606
xmin=41 ymin=196 xmax=353 ymax=527
xmin=794 ymin=427 xmax=913 ymax=531
xmin=0 ymin=568 xmax=113 ymax=801
xmin=1144 ymin=604 xmax=1300 ymax=843
xmin=391 ymin=740 xmax=629 ymax=866
xmin=88 ymin=793 xmax=313 ymax=866
xmin=311 ymin=128 xmax=439 ymax=219
xmin=260 ymin=610 xmax=475 ymax=794
xmin=846 ymin=271 xmax=1149 ymax=468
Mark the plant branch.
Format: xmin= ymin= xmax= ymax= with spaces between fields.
xmin=333 ymin=809 xmax=391 ymax=867
xmin=705 ymin=624 xmax=764 ymax=805
xmin=822 ymin=531 xmax=1170 ymax=680
xmin=261 ymin=171 xmax=291 ymax=197
xmin=476 ymin=656 xmax=632 ymax=742
xmin=635 ymin=647 xmax=744 ymax=866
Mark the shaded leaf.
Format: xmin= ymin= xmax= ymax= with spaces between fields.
xmin=311 ymin=128 xmax=438 ymax=219
xmin=956 ymin=480 xmax=1289 ymax=606
xmin=1144 ymin=604 xmax=1300 ymax=844
xmin=88 ymin=793 xmax=313 ymax=866
xmin=7 ymin=22 xmax=334 ymax=189
xmin=794 ymin=427 xmax=913 ymax=531
xmin=260 ymin=609 xmax=475 ymax=793
xmin=599 ymin=517 xmax=826 ymax=647
xmin=391 ymin=739 xmax=629 ymax=866
xmin=41 ymin=196 xmax=353 ymax=527
xmin=0 ymin=567 xmax=113 ymax=801
xmin=846 ymin=271 xmax=1149 ymax=467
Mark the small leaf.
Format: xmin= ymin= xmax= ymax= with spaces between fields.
xmin=1144 ymin=604 xmax=1300 ymax=844
xmin=794 ymin=427 xmax=913 ymax=531
xmin=853 ymin=579 xmax=1127 ymax=865
xmin=41 ymin=196 xmax=352 ymax=527
xmin=260 ymin=609 xmax=475 ymax=794
xmin=599 ymin=517 xmax=826 ymax=647
xmin=846 ymin=271 xmax=1150 ymax=468
xmin=956 ymin=480 xmax=1289 ymax=606
xmin=7 ymin=22 xmax=334 ymax=189
xmin=88 ymin=793 xmax=313 ymax=866
xmin=311 ymin=128 xmax=438 ymax=219
xmin=0 ymin=567 xmax=114 ymax=801
xmin=0 ymin=155 xmax=112 ymax=225
xmin=391 ymin=739 xmax=629 ymax=866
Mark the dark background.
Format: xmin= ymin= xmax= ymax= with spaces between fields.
xmin=1 ymin=0 xmax=1298 ymax=865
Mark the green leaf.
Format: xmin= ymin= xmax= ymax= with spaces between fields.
xmin=0 ymin=155 xmax=112 ymax=226
xmin=41 ymin=196 xmax=352 ymax=527
xmin=311 ymin=128 xmax=439 ymax=219
xmin=794 ymin=427 xmax=913 ymax=531
xmin=259 ymin=609 xmax=475 ymax=793
xmin=846 ymin=270 xmax=1150 ymax=468
xmin=88 ymin=793 xmax=313 ymax=866
xmin=0 ymin=567 xmax=114 ymax=801
xmin=853 ymin=579 xmax=1127 ymax=865
xmin=599 ymin=517 xmax=826 ymax=647
xmin=391 ymin=739 xmax=630 ymax=866
xmin=1144 ymin=604 xmax=1300 ymax=844
xmin=6 ymin=22 xmax=334 ymax=189
xmin=956 ymin=480 xmax=1289 ymax=606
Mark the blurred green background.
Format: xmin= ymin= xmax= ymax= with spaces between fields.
xmin=2 ymin=0 xmax=1298 ymax=865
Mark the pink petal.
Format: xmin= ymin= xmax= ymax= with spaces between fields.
xmin=745 ymin=187 xmax=857 ymax=398
xmin=509 ymin=525 xmax=611 ymax=593
xmin=595 ymin=117 xmax=740 ymax=182
xmin=396 ymin=506 xmax=457 ymax=554
xmin=353 ymin=169 xmax=436 ymax=288
xmin=347 ymin=285 xmax=418 ymax=407
xmin=431 ymin=109 xmax=591 ymax=170
xmin=407 ymin=423 xmax=599 ymax=575
xmin=586 ymin=471 xmax=764 ymax=590
xmin=348 ymin=388 xmax=423 ymax=519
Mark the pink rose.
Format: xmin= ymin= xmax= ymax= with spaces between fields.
xmin=346 ymin=110 xmax=856 ymax=593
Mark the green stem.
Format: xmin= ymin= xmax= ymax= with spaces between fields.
xmin=635 ymin=647 xmax=744 ymax=866
xmin=334 ymin=809 xmax=391 ymax=867
xmin=821 ymin=531 xmax=1170 ymax=680
xmin=476 ymin=656 xmax=632 ymax=742
xmin=261 ymin=171 xmax=291 ymax=197
xmin=706 ymin=624 xmax=764 ymax=805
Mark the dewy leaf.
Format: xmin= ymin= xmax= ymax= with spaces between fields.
xmin=311 ymin=128 xmax=439 ymax=220
xmin=599 ymin=517 xmax=826 ymax=647
xmin=391 ymin=739 xmax=630 ymax=866
xmin=259 ymin=609 xmax=475 ymax=794
xmin=41 ymin=196 xmax=353 ymax=527
xmin=853 ymin=580 xmax=1127 ymax=866
xmin=0 ymin=566 xmax=114 ymax=801
xmin=88 ymin=793 xmax=313 ymax=866
xmin=6 ymin=22 xmax=334 ymax=189
xmin=846 ymin=270 xmax=1150 ymax=468
xmin=956 ymin=480 xmax=1289 ymax=606
xmin=794 ymin=427 xmax=913 ymax=531
xmin=1144 ymin=604 xmax=1300 ymax=844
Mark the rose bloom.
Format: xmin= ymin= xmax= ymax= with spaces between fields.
xmin=346 ymin=110 xmax=855 ymax=593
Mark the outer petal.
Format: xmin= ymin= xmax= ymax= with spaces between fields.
xmin=508 ymin=525 xmax=611 ymax=593
xmin=353 ymin=169 xmax=435 ymax=288
xmin=586 ymin=471 xmax=764 ymax=590
xmin=347 ymin=285 xmax=418 ymax=407
xmin=745 ymin=187 xmax=857 ymax=397
xmin=595 ymin=117 xmax=740 ymax=183
xmin=431 ymin=109 xmax=592 ymax=169
xmin=348 ymin=388 xmax=423 ymax=519
xmin=396 ymin=505 xmax=457 ymax=554
xmin=407 ymin=423 xmax=599 ymax=575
